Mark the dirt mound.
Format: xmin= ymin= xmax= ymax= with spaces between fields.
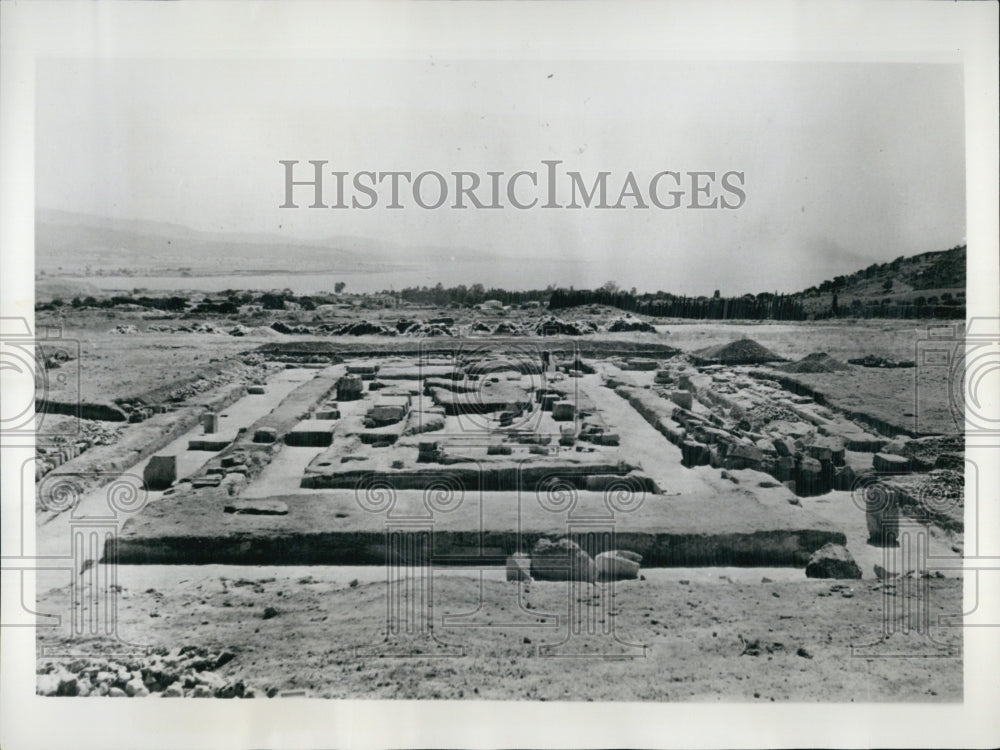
xmin=606 ymin=316 xmax=656 ymax=333
xmin=780 ymin=352 xmax=850 ymax=373
xmin=271 ymin=321 xmax=312 ymax=335
xmin=534 ymin=316 xmax=593 ymax=336
xmin=321 ymin=321 xmax=397 ymax=336
xmin=692 ymin=338 xmax=782 ymax=365
xmin=491 ymin=321 xmax=523 ymax=335
xmin=400 ymin=322 xmax=453 ymax=337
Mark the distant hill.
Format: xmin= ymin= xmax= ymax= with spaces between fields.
xmin=546 ymin=243 xmax=966 ymax=321
xmin=795 ymin=245 xmax=966 ymax=318
xmin=35 ymin=209 xmax=382 ymax=276
xmin=34 ymin=209 xmax=504 ymax=278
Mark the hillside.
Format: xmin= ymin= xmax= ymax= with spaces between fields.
xmin=35 ymin=210 xmax=505 ymax=280
xmin=35 ymin=210 xmax=380 ymax=277
xmin=796 ymin=245 xmax=966 ymax=318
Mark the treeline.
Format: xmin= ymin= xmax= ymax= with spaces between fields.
xmin=385 ymin=283 xmax=552 ymax=308
xmin=37 ymin=295 xmax=190 ymax=312
xmin=548 ymin=288 xmax=807 ymax=321
xmin=818 ymin=294 xmax=965 ymax=320
xmin=35 ymin=289 xmax=339 ymax=314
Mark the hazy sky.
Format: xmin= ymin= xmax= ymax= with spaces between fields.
xmin=36 ymin=58 xmax=965 ymax=294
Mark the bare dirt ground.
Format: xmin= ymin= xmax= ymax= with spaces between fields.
xmin=35 ymin=567 xmax=962 ymax=701
xmin=38 ymin=325 xmax=260 ymax=405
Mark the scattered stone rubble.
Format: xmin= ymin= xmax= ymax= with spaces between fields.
xmin=36 ymin=647 xmax=265 ymax=698
xmin=147 ymin=322 xmax=220 ymax=333
xmin=35 ymin=421 xmax=124 ymax=480
xmin=616 ymin=364 xmax=866 ymax=497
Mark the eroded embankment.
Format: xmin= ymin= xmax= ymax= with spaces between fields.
xmin=109 ymin=528 xmax=844 ymax=567
xmin=109 ymin=489 xmax=845 ymax=567
xmin=36 ymin=400 xmax=128 ymax=422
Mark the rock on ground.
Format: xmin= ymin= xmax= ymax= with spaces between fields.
xmin=530 ymin=538 xmax=595 ymax=582
xmin=805 ymin=543 xmax=862 ymax=580
xmin=595 ymin=550 xmax=642 ymax=582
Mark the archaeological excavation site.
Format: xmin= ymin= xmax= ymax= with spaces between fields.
xmin=28 ymin=295 xmax=966 ymax=701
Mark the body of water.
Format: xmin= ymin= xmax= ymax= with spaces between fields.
xmin=55 ymin=259 xmax=596 ymax=296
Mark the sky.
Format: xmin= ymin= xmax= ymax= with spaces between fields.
xmin=35 ymin=58 xmax=966 ymax=294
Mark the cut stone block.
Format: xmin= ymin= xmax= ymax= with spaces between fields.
xmin=654 ymin=369 xmax=673 ymax=384
xmin=833 ymin=465 xmax=856 ymax=491
xmin=873 ymin=453 xmax=910 ymax=473
xmin=795 ymin=455 xmax=829 ymax=496
xmin=724 ymin=443 xmax=764 ymax=471
xmin=224 ymin=499 xmax=288 ymax=515
xmin=681 ymin=440 xmax=709 ymax=468
xmin=530 ymin=538 xmax=595 ymax=582
xmin=845 ymin=435 xmax=887 ymax=452
xmin=772 ymin=437 xmax=796 ymax=458
xmin=285 ymin=420 xmax=336 ymax=447
xmin=201 ymin=413 xmax=219 ymax=434
xmin=336 ymin=375 xmax=364 ymax=401
xmin=595 ymin=550 xmax=642 ymax=582
xmin=668 ymin=390 xmax=693 ymax=410
xmin=865 ymin=484 xmax=899 ymax=545
xmin=552 ymin=401 xmax=575 ymax=421
xmin=253 ymin=428 xmax=278 ymax=444
xmin=191 ymin=474 xmax=222 ymax=488
xmin=774 ymin=455 xmax=796 ymax=480
xmin=143 ymin=455 xmax=177 ymax=490
xmin=506 ymin=553 xmax=532 ymax=582
xmin=811 ymin=436 xmax=846 ymax=466
xmin=346 ymin=364 xmax=379 ymax=380
xmin=187 ymin=434 xmax=235 ymax=451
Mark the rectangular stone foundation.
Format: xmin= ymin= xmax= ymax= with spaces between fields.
xmin=110 ymin=490 xmax=845 ymax=567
